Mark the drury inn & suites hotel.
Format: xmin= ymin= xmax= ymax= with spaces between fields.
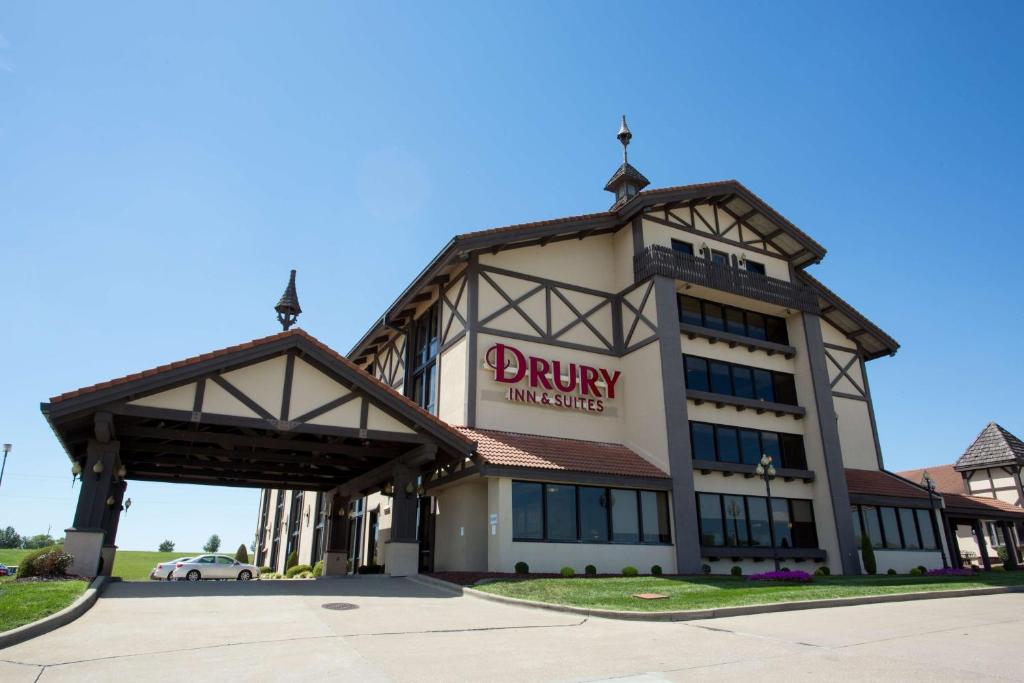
xmin=42 ymin=119 xmax=1023 ymax=578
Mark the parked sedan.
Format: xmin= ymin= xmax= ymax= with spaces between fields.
xmin=171 ymin=554 xmax=260 ymax=581
xmin=0 ymin=563 xmax=15 ymax=577
xmin=149 ymin=557 xmax=193 ymax=581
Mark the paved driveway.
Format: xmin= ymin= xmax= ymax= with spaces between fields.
xmin=1 ymin=577 xmax=1022 ymax=681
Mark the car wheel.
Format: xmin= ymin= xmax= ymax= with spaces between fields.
xmin=186 ymin=570 xmax=201 ymax=582
xmin=238 ymin=570 xmax=252 ymax=581
xmin=167 ymin=571 xmax=174 ymax=580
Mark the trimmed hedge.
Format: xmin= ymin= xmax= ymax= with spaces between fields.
xmin=560 ymin=566 xmax=575 ymax=578
xmin=514 ymin=561 xmax=529 ymax=574
xmin=622 ymin=566 xmax=638 ymax=577
xmin=285 ymin=550 xmax=299 ymax=572
xmin=312 ymin=561 xmax=324 ymax=578
xmin=584 ymin=564 xmax=597 ymax=576
xmin=730 ymin=565 xmax=743 ymax=577
xmin=651 ymin=565 xmax=663 ymax=576
xmin=285 ymin=563 xmax=312 ymax=578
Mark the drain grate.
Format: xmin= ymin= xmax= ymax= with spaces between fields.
xmin=321 ymin=602 xmax=358 ymax=611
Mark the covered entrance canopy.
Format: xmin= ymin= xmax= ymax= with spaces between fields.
xmin=41 ymin=329 xmax=476 ymax=577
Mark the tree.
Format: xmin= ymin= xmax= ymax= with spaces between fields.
xmin=860 ymin=533 xmax=877 ymax=575
xmin=0 ymin=526 xmax=22 ymax=549
xmin=22 ymin=533 xmax=56 ymax=549
xmin=158 ymin=540 xmax=175 ymax=552
xmin=235 ymin=544 xmax=249 ymax=564
xmin=203 ymin=534 xmax=221 ymax=553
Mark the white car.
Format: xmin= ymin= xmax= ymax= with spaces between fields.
xmin=171 ymin=554 xmax=260 ymax=581
xmin=150 ymin=557 xmax=193 ymax=581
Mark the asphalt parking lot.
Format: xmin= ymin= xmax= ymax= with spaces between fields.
xmin=1 ymin=577 xmax=1022 ymax=681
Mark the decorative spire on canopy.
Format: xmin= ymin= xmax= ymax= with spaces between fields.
xmin=275 ymin=269 xmax=302 ymax=331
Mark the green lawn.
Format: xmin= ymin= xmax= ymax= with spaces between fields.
xmin=0 ymin=549 xmax=200 ymax=581
xmin=0 ymin=579 xmax=88 ymax=632
xmin=474 ymin=573 xmax=1024 ymax=612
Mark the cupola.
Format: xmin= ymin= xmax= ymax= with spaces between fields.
xmin=603 ymin=115 xmax=649 ymax=207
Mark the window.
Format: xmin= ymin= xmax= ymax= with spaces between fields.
xmin=689 ymin=421 xmax=808 ymax=470
xmin=915 ymin=509 xmax=939 ymax=550
xmin=697 ymin=493 xmax=819 ymax=550
xmin=852 ymin=505 xmax=942 ymax=551
xmin=898 ymin=508 xmax=921 ymax=549
xmin=545 ymin=484 xmax=577 ymax=542
xmin=286 ymin=490 xmax=303 ymax=560
xmin=671 ymin=239 xmax=694 ymax=255
xmin=860 ymin=506 xmax=884 ymax=548
xmin=745 ymin=260 xmax=766 ymax=275
xmin=879 ymin=507 xmax=901 ymax=549
xmin=270 ymin=490 xmax=284 ymax=570
xmin=677 ymin=295 xmax=790 ymax=345
xmin=410 ymin=303 xmax=439 ymax=414
xmin=256 ymin=489 xmax=272 ymax=566
xmin=579 ymin=487 xmax=609 ymax=542
xmin=611 ymin=489 xmax=640 ymax=543
xmin=217 ymin=556 xmax=234 ymax=565
xmin=198 ymin=556 xmax=215 ymax=564
xmin=684 ymin=354 xmax=799 ymax=406
xmin=710 ymin=250 xmax=729 ymax=266
xmin=512 ymin=482 xmax=543 ymax=540
xmin=852 ymin=506 xmax=864 ymax=545
xmin=310 ymin=492 xmax=327 ymax=566
xmin=512 ymin=482 xmax=670 ymax=545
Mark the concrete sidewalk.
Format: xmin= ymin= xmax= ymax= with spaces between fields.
xmin=1 ymin=577 xmax=1021 ymax=681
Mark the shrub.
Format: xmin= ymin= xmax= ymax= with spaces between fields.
xmin=814 ymin=566 xmax=831 ymax=576
xmin=259 ymin=566 xmax=273 ymax=574
xmin=312 ymin=561 xmax=324 ymax=578
xmin=285 ymin=550 xmax=298 ymax=572
xmin=235 ymin=544 xmax=249 ymax=564
xmin=730 ymin=565 xmax=743 ymax=577
xmin=622 ymin=566 xmax=639 ymax=577
xmin=887 ymin=568 xmax=897 ymax=575
xmin=559 ymin=566 xmax=575 ymax=578
xmin=701 ymin=564 xmax=711 ymax=575
xmin=780 ymin=567 xmax=791 ymax=572
xmin=584 ymin=564 xmax=597 ymax=576
xmin=298 ymin=571 xmax=312 ymax=579
xmin=286 ymin=563 xmax=312 ymax=578
xmin=909 ymin=567 xmax=923 ymax=576
xmin=18 ymin=545 xmax=68 ymax=578
xmin=916 ymin=565 xmax=927 ymax=575
xmin=514 ymin=561 xmax=529 ymax=574
xmin=651 ymin=565 xmax=663 ymax=576
xmin=860 ymin=533 xmax=877 ymax=575
xmin=748 ymin=570 xmax=813 ymax=583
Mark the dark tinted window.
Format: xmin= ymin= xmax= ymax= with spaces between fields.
xmin=680 ymin=296 xmax=702 ymax=327
xmin=851 ymin=506 xmax=864 ymax=545
xmin=745 ymin=312 xmax=767 ymax=340
xmin=710 ymin=250 xmax=729 ymax=266
xmin=748 ymin=497 xmax=772 ymax=547
xmin=898 ymin=508 xmax=921 ymax=549
xmin=726 ymin=308 xmax=746 ymax=335
xmin=641 ymin=491 xmax=671 ymax=543
xmin=716 ymin=427 xmax=740 ymax=463
xmin=703 ymin=302 xmax=725 ymax=331
xmin=578 ymin=487 xmax=609 ymax=542
xmin=779 ymin=433 xmax=806 ymax=469
xmin=771 ymin=498 xmax=792 ymax=548
xmin=512 ymin=482 xmax=543 ymax=540
xmin=790 ymin=499 xmax=818 ymax=548
xmin=710 ymin=361 xmax=732 ymax=394
xmin=691 ymin=423 xmax=716 ymax=461
xmin=685 ymin=356 xmax=709 ymax=392
xmin=916 ymin=509 xmax=938 ymax=550
xmin=745 ymin=260 xmax=766 ymax=275
xmin=861 ymin=506 xmax=884 ymax=548
xmin=698 ymin=493 xmax=724 ymax=546
xmin=723 ymin=495 xmax=748 ymax=546
xmin=739 ymin=429 xmax=762 ymax=465
xmin=732 ymin=366 xmax=754 ymax=398
xmin=610 ymin=489 xmax=640 ymax=543
xmin=753 ymin=369 xmax=775 ymax=402
xmin=879 ymin=507 xmax=901 ymax=549
xmin=760 ymin=432 xmax=781 ymax=467
xmin=671 ymin=239 xmax=694 ymax=255
xmin=765 ymin=317 xmax=789 ymax=345
xmin=545 ymin=484 xmax=576 ymax=541
xmin=772 ymin=373 xmax=798 ymax=405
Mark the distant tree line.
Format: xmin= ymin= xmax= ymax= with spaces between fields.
xmin=0 ymin=526 xmax=63 ymax=549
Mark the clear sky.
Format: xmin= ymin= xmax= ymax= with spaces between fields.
xmin=1 ymin=2 xmax=1021 ymax=552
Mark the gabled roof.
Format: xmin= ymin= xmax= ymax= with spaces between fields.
xmin=603 ymin=162 xmax=650 ymax=193
xmin=42 ymin=328 xmax=475 ymax=458
xmin=796 ymin=270 xmax=899 ymax=360
xmin=456 ymin=427 xmax=668 ymax=480
xmin=954 ymin=422 xmax=1024 ymax=471
xmin=845 ymin=468 xmax=930 ymax=500
xmin=897 ymin=464 xmax=965 ymax=494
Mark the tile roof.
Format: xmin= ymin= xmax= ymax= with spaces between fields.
xmin=942 ymin=493 xmax=1024 ymax=517
xmin=896 ymin=464 xmax=965 ymax=494
xmin=954 ymin=422 xmax=1024 ymax=471
xmin=45 ymin=328 xmax=474 ymax=450
xmin=455 ymin=427 xmax=669 ymax=479
xmin=844 ymin=468 xmax=930 ymax=499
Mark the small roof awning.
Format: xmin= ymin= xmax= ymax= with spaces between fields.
xmin=943 ymin=493 xmax=1024 ymax=522
xmin=845 ymin=468 xmax=934 ymax=509
xmin=42 ymin=329 xmax=475 ymax=491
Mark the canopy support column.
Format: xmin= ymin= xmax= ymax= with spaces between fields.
xmin=323 ymin=493 xmax=351 ymax=576
xmin=972 ymin=519 xmax=992 ymax=571
xmin=66 ymin=433 xmax=119 ymax=577
xmin=386 ymin=463 xmax=420 ymax=576
xmin=999 ymin=521 xmax=1019 ymax=569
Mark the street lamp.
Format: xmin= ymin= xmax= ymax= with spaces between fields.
xmin=0 ymin=443 xmax=11 ymax=492
xmin=922 ymin=470 xmax=950 ymax=568
xmin=755 ymin=453 xmax=781 ymax=572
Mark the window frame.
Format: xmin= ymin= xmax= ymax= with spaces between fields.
xmin=689 ymin=420 xmax=808 ymax=470
xmin=683 ymin=354 xmax=800 ymax=406
xmin=677 ymin=294 xmax=790 ymax=345
xmin=696 ymin=492 xmax=820 ymax=550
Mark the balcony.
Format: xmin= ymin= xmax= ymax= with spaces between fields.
xmin=634 ymin=245 xmax=820 ymax=314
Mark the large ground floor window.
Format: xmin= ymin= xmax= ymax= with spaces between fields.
xmin=852 ymin=504 xmax=939 ymax=551
xmin=512 ymin=481 xmax=671 ymax=544
xmin=697 ymin=492 xmax=819 ymax=549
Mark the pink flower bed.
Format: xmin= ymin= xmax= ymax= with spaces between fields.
xmin=747 ymin=570 xmax=813 ymax=582
xmin=925 ymin=567 xmax=975 ymax=577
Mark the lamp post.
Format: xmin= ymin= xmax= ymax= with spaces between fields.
xmin=0 ymin=443 xmax=11 ymax=492
xmin=755 ymin=453 xmax=781 ymax=572
xmin=922 ymin=470 xmax=949 ymax=568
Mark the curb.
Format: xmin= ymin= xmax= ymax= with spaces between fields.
xmin=0 ymin=576 xmax=108 ymax=649
xmin=410 ymin=575 xmax=1024 ymax=622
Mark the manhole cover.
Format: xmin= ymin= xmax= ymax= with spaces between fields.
xmin=321 ymin=602 xmax=358 ymax=611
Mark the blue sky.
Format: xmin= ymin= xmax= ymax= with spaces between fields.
xmin=1 ymin=2 xmax=1021 ymax=552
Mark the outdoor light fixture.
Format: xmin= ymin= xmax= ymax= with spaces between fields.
xmin=922 ymin=471 xmax=949 ymax=568
xmin=106 ymin=495 xmax=116 ymax=507
xmin=92 ymin=460 xmax=104 ymax=478
xmin=71 ymin=461 xmax=82 ymax=486
xmin=405 ymin=482 xmax=415 ymax=495
xmin=116 ymin=464 xmax=127 ymax=479
xmin=383 ymin=483 xmax=395 ymax=496
xmin=416 ymin=485 xmax=425 ymax=497
xmin=124 ymin=498 xmax=132 ymax=515
xmin=755 ymin=453 xmax=781 ymax=572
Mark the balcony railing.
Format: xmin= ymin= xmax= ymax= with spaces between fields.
xmin=634 ymin=245 xmax=820 ymax=313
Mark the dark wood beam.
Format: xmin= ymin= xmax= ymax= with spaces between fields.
xmin=120 ymin=441 xmax=361 ymax=467
xmin=126 ymin=456 xmax=351 ymax=480
xmin=129 ymin=472 xmax=337 ymax=491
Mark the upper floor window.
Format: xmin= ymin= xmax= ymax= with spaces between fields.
xmin=690 ymin=421 xmax=807 ymax=469
xmin=698 ymin=492 xmax=818 ymax=549
xmin=678 ymin=294 xmax=789 ymax=345
xmin=744 ymin=259 xmax=766 ymax=275
xmin=410 ymin=304 xmax=439 ymax=414
xmin=684 ymin=355 xmax=799 ymax=406
xmin=709 ymin=249 xmax=729 ymax=266
xmin=671 ymin=239 xmax=694 ymax=255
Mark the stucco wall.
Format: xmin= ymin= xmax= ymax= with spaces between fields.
xmin=433 ymin=479 xmax=488 ymax=572
xmin=438 ymin=336 xmax=467 ymax=427
xmin=834 ymin=396 xmax=880 ymax=470
xmin=509 ymin=541 xmax=677 ymax=575
xmin=479 ymin=233 xmax=621 ymax=293
xmin=620 ymin=341 xmax=670 ymax=474
xmin=864 ymin=550 xmax=945 ymax=574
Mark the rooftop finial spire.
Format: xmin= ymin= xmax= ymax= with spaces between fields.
xmin=617 ymin=114 xmax=632 ymax=163
xmin=275 ymin=269 xmax=302 ymax=331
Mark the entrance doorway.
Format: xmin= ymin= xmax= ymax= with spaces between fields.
xmin=418 ymin=497 xmax=435 ymax=573
xmin=367 ymin=508 xmax=380 ymax=567
xmin=349 ymin=498 xmax=365 ymax=573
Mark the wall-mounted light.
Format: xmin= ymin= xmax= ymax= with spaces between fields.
xmin=383 ymin=483 xmax=395 ymax=497
xmin=124 ymin=498 xmax=132 ymax=515
xmin=106 ymin=495 xmax=116 ymax=507
xmin=116 ymin=464 xmax=127 ymax=479
xmin=405 ymin=482 xmax=415 ymax=495
xmin=92 ymin=460 xmax=104 ymax=479
xmin=71 ymin=461 xmax=82 ymax=486
xmin=416 ymin=485 xmax=425 ymax=497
